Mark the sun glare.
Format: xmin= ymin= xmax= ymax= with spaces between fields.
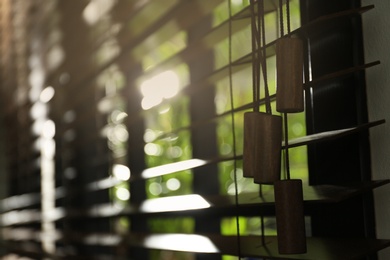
xmin=140 ymin=71 xmax=180 ymax=110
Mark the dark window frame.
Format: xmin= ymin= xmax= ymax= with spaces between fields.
xmin=300 ymin=0 xmax=377 ymax=255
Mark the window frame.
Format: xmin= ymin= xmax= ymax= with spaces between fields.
xmin=300 ymin=0 xmax=377 ymax=247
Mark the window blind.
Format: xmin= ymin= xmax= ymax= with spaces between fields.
xmin=0 ymin=0 xmax=389 ymax=259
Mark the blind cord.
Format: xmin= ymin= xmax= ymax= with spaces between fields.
xmin=279 ymin=0 xmax=291 ymax=180
xmin=228 ymin=0 xmax=242 ymax=258
xmin=250 ymin=0 xmax=273 ymax=114
xmin=260 ymin=0 xmax=272 ymax=114
xmin=284 ymin=113 xmax=291 ymax=180
xmin=279 ymin=0 xmax=284 ymax=37
xmin=259 ymin=0 xmax=270 ymax=245
xmin=286 ymin=0 xmax=291 ymax=34
xmin=250 ymin=0 xmax=269 ymax=246
xmin=250 ymin=0 xmax=259 ymax=112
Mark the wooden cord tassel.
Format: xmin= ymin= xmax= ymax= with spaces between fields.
xmin=276 ymin=37 xmax=304 ymax=113
xmin=274 ymin=179 xmax=307 ymax=254
xmin=243 ymin=112 xmax=282 ymax=184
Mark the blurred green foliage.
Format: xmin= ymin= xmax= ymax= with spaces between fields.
xmin=117 ymin=0 xmax=305 ymax=259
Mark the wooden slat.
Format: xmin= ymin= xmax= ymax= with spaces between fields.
xmin=0 ymin=176 xmax=121 ymax=212
xmin=181 ymin=5 xmax=375 ymax=94
xmin=283 ymin=119 xmax=385 ymax=148
xmin=63 ymin=0 xmax=224 ymax=109
xmin=134 ymin=55 xmax=378 ymax=144
xmin=138 ymin=17 xmax=250 ymax=82
xmin=131 ymin=120 xmax=384 ymax=180
xmin=139 ymin=58 xmax=379 ymax=147
xmin=1 ymin=180 xmax=387 ymax=226
xmin=3 ymin=229 xmax=390 ymax=259
xmin=179 ymin=5 xmax=375 ymax=89
xmin=58 ymin=0 xmax=286 ymax=114
xmin=1 ymin=118 xmax=384 ymax=212
xmin=55 ymin=4 xmax=375 ymax=121
xmin=304 ymin=61 xmax=380 ymax=88
xmin=3 ymin=240 xmax=113 ymax=260
xmin=234 ymin=0 xmax=292 ymax=20
xmin=127 ymin=233 xmax=390 ymax=259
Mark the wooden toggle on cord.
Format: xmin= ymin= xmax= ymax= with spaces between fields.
xmin=243 ymin=0 xmax=307 ymax=255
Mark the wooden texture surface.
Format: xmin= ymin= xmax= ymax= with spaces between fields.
xmin=276 ymin=37 xmax=304 ymax=112
xmin=243 ymin=112 xmax=282 ymax=183
xmin=275 ymin=179 xmax=307 ymax=254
